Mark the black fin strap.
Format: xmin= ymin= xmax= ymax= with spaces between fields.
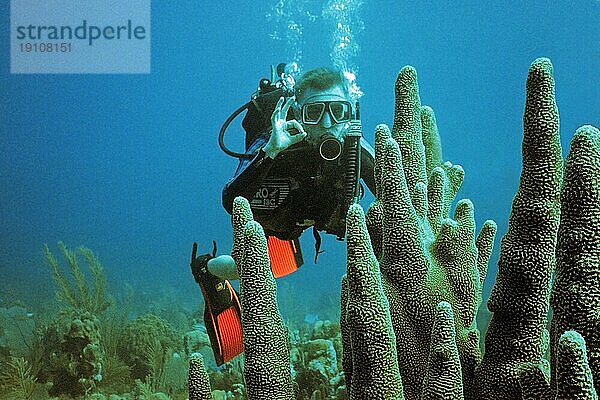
xmin=313 ymin=227 xmax=324 ymax=263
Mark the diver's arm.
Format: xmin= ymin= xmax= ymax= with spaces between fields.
xmin=360 ymin=138 xmax=376 ymax=196
xmin=222 ymin=148 xmax=275 ymax=214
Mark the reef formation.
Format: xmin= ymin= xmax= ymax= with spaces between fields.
xmin=188 ymin=58 xmax=599 ymax=400
xmin=0 ymin=58 xmax=596 ymax=400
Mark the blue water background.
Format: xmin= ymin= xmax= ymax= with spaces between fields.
xmin=1 ymin=1 xmax=598 ymax=317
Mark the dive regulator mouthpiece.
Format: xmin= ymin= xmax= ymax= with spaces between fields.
xmin=319 ymin=136 xmax=343 ymax=161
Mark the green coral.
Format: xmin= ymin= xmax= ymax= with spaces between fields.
xmin=550 ymin=124 xmax=600 ymax=391
xmin=44 ymin=242 xmax=112 ymax=315
xmin=0 ymin=356 xmax=37 ymax=399
xmin=474 ymin=57 xmax=563 ymax=399
xmin=555 ymin=331 xmax=596 ymax=400
xmin=233 ymin=196 xmax=295 ymax=399
xmin=422 ymin=302 xmax=464 ymax=400
xmin=188 ymin=353 xmax=212 ymax=400
xmin=341 ymin=204 xmax=404 ymax=399
xmin=363 ymin=65 xmax=496 ymax=399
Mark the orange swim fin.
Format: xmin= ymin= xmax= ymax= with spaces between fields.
xmin=190 ymin=242 xmax=243 ymax=366
xmin=189 ymin=237 xmax=302 ymax=364
xmin=267 ymin=236 xmax=304 ymax=278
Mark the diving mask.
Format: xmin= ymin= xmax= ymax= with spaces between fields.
xmin=299 ymin=100 xmax=353 ymax=125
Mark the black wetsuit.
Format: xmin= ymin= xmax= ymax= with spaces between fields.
xmin=222 ymin=132 xmax=376 ymax=241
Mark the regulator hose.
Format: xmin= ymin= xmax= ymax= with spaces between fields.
xmin=218 ymin=101 xmax=254 ymax=159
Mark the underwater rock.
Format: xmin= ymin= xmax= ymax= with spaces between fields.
xmin=311 ymin=320 xmax=339 ymax=340
xmin=85 ymin=393 xmax=129 ymax=400
xmin=295 ymin=338 xmax=341 ymax=398
xmin=207 ymin=362 xmax=244 ymax=397
xmin=183 ymin=327 xmax=211 ymax=355
xmin=302 ymin=339 xmax=337 ymax=376
xmin=286 ymin=320 xmax=347 ymax=398
xmin=211 ymin=389 xmax=228 ymax=400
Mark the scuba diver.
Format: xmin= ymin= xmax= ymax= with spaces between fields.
xmin=190 ymin=65 xmax=376 ymax=365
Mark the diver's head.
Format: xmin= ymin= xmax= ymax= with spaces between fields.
xmin=293 ymin=68 xmax=354 ymax=158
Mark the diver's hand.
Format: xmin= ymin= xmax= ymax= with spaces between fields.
xmin=262 ymin=96 xmax=306 ymax=159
